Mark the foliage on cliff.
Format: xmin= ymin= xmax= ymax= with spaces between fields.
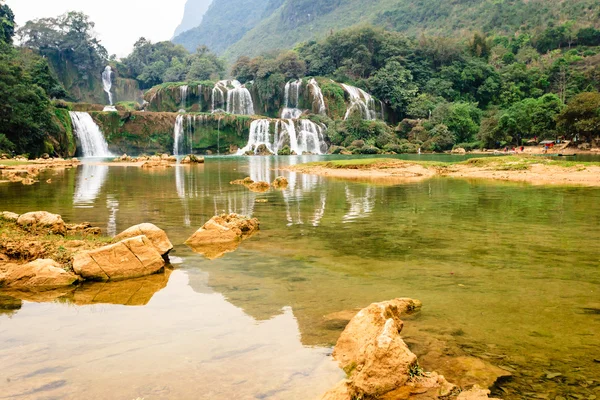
xmin=119 ymin=39 xmax=225 ymax=89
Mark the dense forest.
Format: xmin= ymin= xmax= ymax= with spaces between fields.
xmin=2 ymin=0 xmax=600 ymax=157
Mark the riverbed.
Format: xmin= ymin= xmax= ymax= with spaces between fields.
xmin=1 ymin=155 xmax=599 ymax=399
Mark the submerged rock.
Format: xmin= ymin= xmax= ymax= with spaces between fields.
xmin=16 ymin=211 xmax=66 ymax=236
xmin=320 ymin=298 xmax=499 ymax=400
xmin=73 ymin=235 xmax=165 ymax=281
xmin=114 ymin=223 xmax=173 ymax=257
xmin=272 ymin=176 xmax=289 ymax=189
xmin=0 ymin=259 xmax=78 ymax=288
xmin=248 ymin=181 xmax=270 ymax=193
xmin=230 ymin=177 xmax=254 ymax=185
xmin=185 ymin=214 xmax=259 ymax=259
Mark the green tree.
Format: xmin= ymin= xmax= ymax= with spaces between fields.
xmin=0 ymin=2 xmax=15 ymax=44
xmin=369 ymin=61 xmax=418 ymax=116
xmin=557 ymin=92 xmax=600 ymax=142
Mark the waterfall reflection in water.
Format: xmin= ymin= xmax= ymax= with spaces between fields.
xmin=73 ymin=164 xmax=109 ymax=208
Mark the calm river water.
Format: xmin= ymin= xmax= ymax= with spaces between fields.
xmin=1 ymin=155 xmax=599 ymax=399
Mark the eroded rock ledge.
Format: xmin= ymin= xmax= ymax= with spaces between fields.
xmin=0 ymin=212 xmax=173 ymax=288
xmin=320 ymin=298 xmax=500 ymax=400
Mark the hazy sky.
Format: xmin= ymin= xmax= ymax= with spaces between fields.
xmin=6 ymin=0 xmax=188 ymax=57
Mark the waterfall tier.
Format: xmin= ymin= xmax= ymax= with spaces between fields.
xmin=237 ymin=119 xmax=327 ymax=156
xmin=281 ymin=79 xmax=303 ymax=119
xmin=102 ymin=66 xmax=113 ymax=106
xmin=179 ymin=85 xmax=189 ymax=113
xmin=174 ymin=114 xmax=201 ymax=156
xmin=69 ymin=112 xmax=113 ymax=158
xmin=342 ymin=84 xmax=378 ymax=120
xmin=210 ymin=80 xmax=255 ymax=115
xmin=308 ymin=79 xmax=326 ymax=115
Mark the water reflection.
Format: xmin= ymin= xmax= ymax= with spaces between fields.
xmin=106 ymin=195 xmax=119 ymax=237
xmin=73 ymin=164 xmax=109 ymax=207
xmin=342 ymin=185 xmax=376 ymax=223
xmin=0 ymin=270 xmax=342 ymax=399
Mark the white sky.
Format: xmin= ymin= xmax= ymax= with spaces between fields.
xmin=6 ymin=0 xmax=188 ymax=58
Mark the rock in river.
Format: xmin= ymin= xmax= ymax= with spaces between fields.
xmin=0 ymin=259 xmax=79 ymax=288
xmin=185 ymin=214 xmax=259 ymax=259
xmin=320 ymin=298 xmax=500 ymax=400
xmin=114 ymin=223 xmax=173 ymax=257
xmin=73 ymin=235 xmax=165 ymax=281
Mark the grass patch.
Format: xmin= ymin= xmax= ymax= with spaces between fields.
xmin=0 ymin=160 xmax=30 ymax=166
xmin=0 ymin=218 xmax=112 ymax=271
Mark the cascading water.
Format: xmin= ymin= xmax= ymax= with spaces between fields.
xmin=237 ymin=120 xmax=273 ymax=155
xmin=237 ymin=119 xmax=328 ymax=155
xmin=281 ymin=79 xmax=303 ymax=119
xmin=212 ymin=84 xmax=225 ymax=113
xmin=69 ymin=112 xmax=113 ymax=158
xmin=173 ymin=114 xmax=197 ymax=156
xmin=179 ymin=85 xmax=189 ymax=112
xmin=226 ymin=80 xmax=255 ymax=115
xmin=308 ymin=78 xmax=326 ymax=115
xmin=342 ymin=84 xmax=378 ymax=120
xmin=102 ymin=66 xmax=113 ymax=106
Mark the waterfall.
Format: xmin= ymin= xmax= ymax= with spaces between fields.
xmin=342 ymin=84 xmax=378 ymax=120
xmin=297 ymin=120 xmax=326 ymax=155
xmin=102 ymin=66 xmax=113 ymax=106
xmin=173 ymin=114 xmax=196 ymax=156
xmin=237 ymin=120 xmax=273 ymax=155
xmin=211 ymin=83 xmax=225 ymax=113
xmin=281 ymin=79 xmax=303 ymax=119
xmin=69 ymin=112 xmax=113 ymax=157
xmin=237 ymin=119 xmax=328 ymax=155
xmin=179 ymin=85 xmax=189 ymax=112
xmin=226 ymin=80 xmax=255 ymax=115
xmin=308 ymin=78 xmax=326 ymax=115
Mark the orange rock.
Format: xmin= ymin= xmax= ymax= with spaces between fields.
xmin=114 ymin=223 xmax=173 ymax=256
xmin=0 ymin=259 xmax=78 ymax=288
xmin=73 ymin=235 xmax=165 ymax=281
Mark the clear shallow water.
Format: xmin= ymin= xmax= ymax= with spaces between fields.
xmin=1 ymin=155 xmax=599 ymax=399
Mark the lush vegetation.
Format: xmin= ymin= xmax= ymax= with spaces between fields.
xmin=119 ymin=39 xmax=225 ymax=89
xmin=226 ymin=24 xmax=600 ymax=152
xmin=0 ymin=3 xmax=71 ymax=157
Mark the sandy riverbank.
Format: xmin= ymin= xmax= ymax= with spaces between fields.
xmin=286 ymin=157 xmax=600 ymax=187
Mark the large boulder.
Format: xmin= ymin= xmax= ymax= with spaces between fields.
xmin=332 ymin=298 xmax=423 ymax=396
xmin=321 ymin=298 xmax=499 ymax=400
xmin=114 ymin=223 xmax=173 ymax=256
xmin=73 ymin=235 xmax=165 ymax=281
xmin=185 ymin=214 xmax=259 ymax=259
xmin=16 ymin=211 xmax=66 ymax=235
xmin=0 ymin=259 xmax=79 ymax=288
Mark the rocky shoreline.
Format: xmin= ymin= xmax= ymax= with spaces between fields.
xmin=0 ymin=211 xmax=260 ymax=290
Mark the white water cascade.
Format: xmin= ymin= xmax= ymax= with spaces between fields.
xmin=281 ymin=79 xmax=303 ymax=119
xmin=69 ymin=112 xmax=113 ymax=157
xmin=102 ymin=66 xmax=113 ymax=106
xmin=179 ymin=85 xmax=189 ymax=112
xmin=308 ymin=78 xmax=326 ymax=115
xmin=174 ymin=114 xmax=198 ymax=156
xmin=237 ymin=119 xmax=327 ymax=155
xmin=226 ymin=80 xmax=255 ymax=115
xmin=342 ymin=84 xmax=378 ymax=120
xmin=211 ymin=83 xmax=226 ymax=113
